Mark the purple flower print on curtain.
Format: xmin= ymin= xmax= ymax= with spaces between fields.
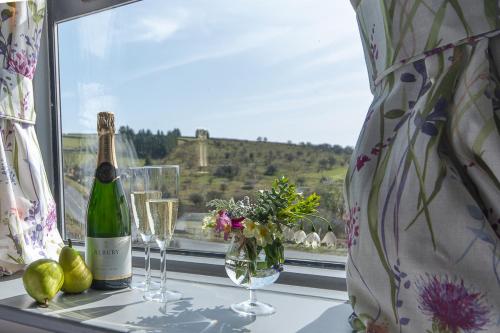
xmin=416 ymin=274 xmax=491 ymax=333
xmin=7 ymin=49 xmax=37 ymax=79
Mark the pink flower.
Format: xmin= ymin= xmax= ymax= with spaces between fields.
xmin=417 ymin=274 xmax=490 ymax=333
xmin=215 ymin=211 xmax=232 ymax=240
xmin=356 ymin=154 xmax=371 ymax=171
xmin=230 ymin=217 xmax=245 ymax=230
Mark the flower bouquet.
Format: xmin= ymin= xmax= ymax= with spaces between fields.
xmin=203 ymin=177 xmax=321 ymax=315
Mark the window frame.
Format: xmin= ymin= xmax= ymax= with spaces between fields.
xmin=44 ymin=0 xmax=141 ymax=236
xmin=41 ymin=0 xmax=347 ymax=272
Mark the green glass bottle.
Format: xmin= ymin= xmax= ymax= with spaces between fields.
xmin=86 ymin=112 xmax=132 ymax=290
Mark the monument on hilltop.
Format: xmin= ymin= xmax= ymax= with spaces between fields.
xmin=196 ymin=129 xmax=209 ymax=169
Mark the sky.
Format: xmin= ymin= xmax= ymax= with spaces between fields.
xmin=58 ymin=0 xmax=372 ymax=147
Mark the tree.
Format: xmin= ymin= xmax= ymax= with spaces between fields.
xmin=318 ymin=159 xmax=330 ymax=170
xmin=264 ymin=164 xmax=277 ymax=176
xmin=328 ymin=156 xmax=337 ymax=167
xmin=119 ymin=126 xmax=135 ymax=141
xmin=213 ymin=165 xmax=240 ymax=179
xmin=332 ymin=144 xmax=343 ymax=154
xmin=344 ymin=146 xmax=354 ymax=155
xmin=118 ymin=126 xmax=181 ymax=160
xmin=189 ymin=193 xmax=204 ymax=206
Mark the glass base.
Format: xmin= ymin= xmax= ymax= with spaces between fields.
xmin=231 ymin=299 xmax=276 ymax=316
xmin=129 ymin=279 xmax=160 ymax=291
xmin=147 ymin=290 xmax=183 ymax=303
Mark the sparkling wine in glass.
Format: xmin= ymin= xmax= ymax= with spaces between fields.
xmin=129 ymin=167 xmax=160 ymax=295
xmin=145 ymin=165 xmax=182 ymax=303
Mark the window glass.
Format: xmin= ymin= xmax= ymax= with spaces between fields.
xmin=58 ymin=0 xmax=370 ymax=262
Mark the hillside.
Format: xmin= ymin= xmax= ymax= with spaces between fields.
xmin=62 ymin=133 xmax=350 ymax=240
xmin=167 ymin=137 xmax=348 ymax=216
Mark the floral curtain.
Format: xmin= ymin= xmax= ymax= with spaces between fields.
xmin=0 ymin=0 xmax=63 ymax=276
xmin=346 ymin=0 xmax=500 ymax=332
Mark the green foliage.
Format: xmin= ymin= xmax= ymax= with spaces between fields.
xmin=118 ymin=126 xmax=181 ymax=160
xmin=207 ymin=197 xmax=252 ymax=218
xmin=248 ymin=177 xmax=321 ymax=227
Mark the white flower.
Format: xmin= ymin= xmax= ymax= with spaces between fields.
xmin=294 ymin=230 xmax=307 ymax=244
xmin=243 ymin=220 xmax=258 ymax=238
xmin=255 ymin=225 xmax=272 ymax=247
xmin=321 ymin=231 xmax=337 ymax=247
xmin=202 ymin=214 xmax=216 ymax=229
xmin=304 ymin=232 xmax=321 ymax=248
xmin=283 ymin=226 xmax=295 ymax=241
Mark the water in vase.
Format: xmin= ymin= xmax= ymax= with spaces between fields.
xmin=225 ymin=256 xmax=280 ymax=289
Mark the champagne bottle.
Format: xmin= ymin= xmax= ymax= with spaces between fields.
xmin=86 ymin=112 xmax=132 ymax=290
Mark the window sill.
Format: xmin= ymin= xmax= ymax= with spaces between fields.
xmin=0 ymin=271 xmax=352 ymax=333
xmin=72 ymin=244 xmax=348 ymax=293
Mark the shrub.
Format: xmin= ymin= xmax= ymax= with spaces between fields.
xmin=264 ymin=164 xmax=277 ymax=176
xmin=189 ymin=193 xmax=204 ymax=206
xmin=241 ymin=182 xmax=254 ymax=190
xmin=206 ymin=191 xmax=223 ymax=202
xmin=318 ymin=159 xmax=330 ymax=170
xmin=213 ymin=165 xmax=240 ymax=179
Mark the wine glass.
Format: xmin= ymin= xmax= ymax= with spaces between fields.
xmin=225 ymin=232 xmax=279 ymax=316
xmin=145 ymin=165 xmax=182 ymax=303
xmin=129 ymin=167 xmax=161 ymax=296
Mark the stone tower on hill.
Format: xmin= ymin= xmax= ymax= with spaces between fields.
xmin=196 ymin=129 xmax=209 ymax=168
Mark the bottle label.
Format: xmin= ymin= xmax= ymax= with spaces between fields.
xmin=95 ymin=162 xmax=117 ymax=183
xmin=86 ymin=236 xmax=132 ymax=280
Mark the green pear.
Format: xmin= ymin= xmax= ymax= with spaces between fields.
xmin=23 ymin=259 xmax=64 ymax=306
xmin=59 ymin=239 xmax=93 ymax=294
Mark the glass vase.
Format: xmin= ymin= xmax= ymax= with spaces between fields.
xmin=224 ymin=233 xmax=281 ymax=316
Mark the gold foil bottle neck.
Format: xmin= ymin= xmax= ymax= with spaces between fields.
xmin=97 ymin=112 xmax=115 ymax=134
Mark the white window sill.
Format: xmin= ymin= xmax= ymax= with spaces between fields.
xmin=0 ymin=271 xmax=352 ymax=333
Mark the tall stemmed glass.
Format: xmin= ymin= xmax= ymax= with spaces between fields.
xmin=129 ymin=167 xmax=161 ymax=297
xmin=145 ymin=165 xmax=182 ymax=303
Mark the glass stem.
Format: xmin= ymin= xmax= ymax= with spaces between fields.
xmin=160 ymin=248 xmax=167 ymax=294
xmin=249 ymin=289 xmax=256 ymax=305
xmin=145 ymin=244 xmax=151 ymax=292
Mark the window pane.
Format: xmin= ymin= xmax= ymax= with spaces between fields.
xmin=58 ymin=0 xmax=370 ymax=263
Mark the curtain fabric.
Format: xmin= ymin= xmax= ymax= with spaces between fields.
xmin=0 ymin=0 xmax=63 ymax=276
xmin=347 ymin=1 xmax=500 ymax=332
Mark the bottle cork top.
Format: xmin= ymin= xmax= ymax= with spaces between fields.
xmin=97 ymin=112 xmax=115 ymax=133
